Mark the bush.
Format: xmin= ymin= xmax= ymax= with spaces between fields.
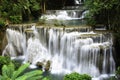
xmin=9 ymin=15 xmax=22 ymax=24
xmin=109 ymin=66 xmax=120 ymax=80
xmin=116 ymin=67 xmax=120 ymax=75
xmin=0 ymin=19 xmax=5 ymax=27
xmin=0 ymin=56 xmax=11 ymax=70
xmin=115 ymin=67 xmax=120 ymax=80
xmin=64 ymin=72 xmax=91 ymax=80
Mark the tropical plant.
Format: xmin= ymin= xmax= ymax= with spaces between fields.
xmin=0 ymin=56 xmax=11 ymax=70
xmin=0 ymin=62 xmax=46 ymax=80
xmin=63 ymin=72 xmax=91 ymax=80
xmin=0 ymin=19 xmax=5 ymax=27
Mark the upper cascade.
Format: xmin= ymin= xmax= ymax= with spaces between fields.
xmin=41 ymin=10 xmax=86 ymax=20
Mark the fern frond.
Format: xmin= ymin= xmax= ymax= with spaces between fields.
xmin=7 ymin=63 xmax=15 ymax=78
xmin=27 ymin=75 xmax=43 ymax=80
xmin=16 ymin=70 xmax=42 ymax=80
xmin=2 ymin=65 xmax=8 ymax=77
xmin=12 ymin=63 xmax=29 ymax=79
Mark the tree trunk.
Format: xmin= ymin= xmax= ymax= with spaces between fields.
xmin=43 ymin=1 xmax=46 ymax=13
xmin=41 ymin=0 xmax=46 ymax=14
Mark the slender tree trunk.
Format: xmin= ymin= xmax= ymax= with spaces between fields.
xmin=43 ymin=0 xmax=46 ymax=13
xmin=107 ymin=10 xmax=110 ymax=30
xmin=41 ymin=0 xmax=46 ymax=14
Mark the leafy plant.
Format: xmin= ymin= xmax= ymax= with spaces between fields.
xmin=0 ymin=19 xmax=5 ymax=27
xmin=63 ymin=72 xmax=91 ymax=80
xmin=9 ymin=15 xmax=22 ymax=24
xmin=111 ymin=67 xmax=120 ymax=80
xmin=116 ymin=67 xmax=120 ymax=75
xmin=0 ymin=56 xmax=11 ymax=70
xmin=0 ymin=63 xmax=45 ymax=80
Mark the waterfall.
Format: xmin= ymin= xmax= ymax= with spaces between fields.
xmin=3 ymin=26 xmax=115 ymax=79
xmin=75 ymin=0 xmax=85 ymax=5
xmin=41 ymin=10 xmax=82 ymax=20
xmin=2 ymin=29 xmax=26 ymax=57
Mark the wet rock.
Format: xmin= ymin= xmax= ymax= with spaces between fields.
xmin=0 ymin=31 xmax=7 ymax=55
xmin=44 ymin=60 xmax=51 ymax=71
xmin=36 ymin=62 xmax=44 ymax=69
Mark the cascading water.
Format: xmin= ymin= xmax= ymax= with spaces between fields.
xmin=75 ymin=0 xmax=85 ymax=5
xmin=40 ymin=1 xmax=87 ymax=26
xmin=3 ymin=25 xmax=115 ymax=80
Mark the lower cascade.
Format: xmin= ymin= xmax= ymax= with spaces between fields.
xmin=3 ymin=25 xmax=115 ymax=79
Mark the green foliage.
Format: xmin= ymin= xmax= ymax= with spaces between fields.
xmin=0 ymin=56 xmax=22 ymax=72
xmin=0 ymin=63 xmax=44 ymax=80
xmin=85 ymin=0 xmax=120 ymax=28
xmin=12 ymin=60 xmax=22 ymax=70
xmin=63 ymin=72 xmax=91 ymax=80
xmin=0 ymin=19 xmax=5 ymax=27
xmin=116 ymin=67 xmax=120 ymax=75
xmin=0 ymin=0 xmax=42 ymax=23
xmin=0 ymin=56 xmax=11 ymax=70
xmin=109 ymin=66 xmax=120 ymax=80
xmin=9 ymin=16 xmax=22 ymax=24
xmin=29 ymin=0 xmax=41 ymax=11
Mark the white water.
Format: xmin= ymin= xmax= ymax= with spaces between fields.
xmin=40 ymin=10 xmax=87 ymax=20
xmin=3 ymin=26 xmax=115 ymax=80
xmin=75 ymin=0 xmax=84 ymax=5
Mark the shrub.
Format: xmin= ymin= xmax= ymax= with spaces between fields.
xmin=115 ymin=67 xmax=120 ymax=80
xmin=116 ymin=67 xmax=120 ymax=75
xmin=64 ymin=72 xmax=91 ymax=80
xmin=0 ymin=56 xmax=11 ymax=70
xmin=0 ymin=56 xmax=21 ymax=71
xmin=109 ymin=67 xmax=120 ymax=80
xmin=9 ymin=15 xmax=22 ymax=24
xmin=0 ymin=19 xmax=5 ymax=27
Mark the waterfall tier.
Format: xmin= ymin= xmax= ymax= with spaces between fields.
xmin=3 ymin=25 xmax=115 ymax=80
